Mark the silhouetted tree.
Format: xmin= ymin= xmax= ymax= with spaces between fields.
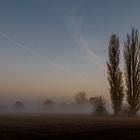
xmin=107 ymin=34 xmax=124 ymax=115
xmin=89 ymin=96 xmax=107 ymax=116
xmin=75 ymin=92 xmax=87 ymax=105
xmin=42 ymin=99 xmax=55 ymax=110
xmin=13 ymin=101 xmax=25 ymax=111
xmin=124 ymin=28 xmax=140 ymax=115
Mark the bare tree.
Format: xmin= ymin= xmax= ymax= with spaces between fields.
xmin=75 ymin=92 xmax=88 ymax=105
xmin=107 ymin=34 xmax=124 ymax=115
xmin=42 ymin=99 xmax=55 ymax=110
xmin=89 ymin=96 xmax=107 ymax=116
xmin=13 ymin=101 xmax=25 ymax=111
xmin=124 ymin=28 xmax=140 ymax=115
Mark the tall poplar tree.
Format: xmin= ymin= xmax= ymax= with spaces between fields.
xmin=107 ymin=34 xmax=124 ymax=114
xmin=124 ymin=28 xmax=140 ymax=115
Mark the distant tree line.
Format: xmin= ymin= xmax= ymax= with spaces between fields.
xmin=0 ymin=92 xmax=107 ymax=116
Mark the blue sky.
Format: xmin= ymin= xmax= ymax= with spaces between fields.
xmin=0 ymin=0 xmax=140 ymax=105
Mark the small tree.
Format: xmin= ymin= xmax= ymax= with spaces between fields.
xmin=107 ymin=34 xmax=124 ymax=115
xmin=75 ymin=92 xmax=87 ymax=105
xmin=89 ymin=96 xmax=107 ymax=116
xmin=42 ymin=99 xmax=55 ymax=110
xmin=124 ymin=28 xmax=140 ymax=115
xmin=13 ymin=101 xmax=25 ymax=111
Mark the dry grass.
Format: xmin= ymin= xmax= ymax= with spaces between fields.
xmin=0 ymin=113 xmax=140 ymax=139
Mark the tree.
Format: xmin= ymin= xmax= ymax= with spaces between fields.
xmin=75 ymin=92 xmax=87 ymax=105
xmin=89 ymin=96 xmax=107 ymax=116
xmin=13 ymin=101 xmax=25 ymax=111
xmin=107 ymin=34 xmax=124 ymax=115
xmin=42 ymin=99 xmax=55 ymax=110
xmin=124 ymin=28 xmax=140 ymax=115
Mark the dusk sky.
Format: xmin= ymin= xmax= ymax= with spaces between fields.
xmin=0 ymin=0 xmax=140 ymax=106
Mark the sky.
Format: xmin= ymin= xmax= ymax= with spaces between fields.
xmin=0 ymin=0 xmax=140 ymax=106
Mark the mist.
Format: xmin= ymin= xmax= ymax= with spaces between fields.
xmin=0 ymin=102 xmax=93 ymax=114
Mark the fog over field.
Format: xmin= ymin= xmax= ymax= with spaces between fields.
xmin=1 ymin=0 xmax=140 ymax=139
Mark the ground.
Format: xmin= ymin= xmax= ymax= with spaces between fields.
xmin=0 ymin=114 xmax=140 ymax=139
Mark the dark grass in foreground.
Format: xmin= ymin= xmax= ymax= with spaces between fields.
xmin=0 ymin=114 xmax=140 ymax=139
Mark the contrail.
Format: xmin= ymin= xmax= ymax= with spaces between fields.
xmin=63 ymin=14 xmax=105 ymax=70
xmin=77 ymin=37 xmax=105 ymax=70
xmin=0 ymin=32 xmax=93 ymax=86
xmin=0 ymin=32 xmax=64 ymax=69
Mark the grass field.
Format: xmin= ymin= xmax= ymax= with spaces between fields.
xmin=0 ymin=114 xmax=140 ymax=139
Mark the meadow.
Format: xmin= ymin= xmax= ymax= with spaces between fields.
xmin=0 ymin=114 xmax=140 ymax=139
